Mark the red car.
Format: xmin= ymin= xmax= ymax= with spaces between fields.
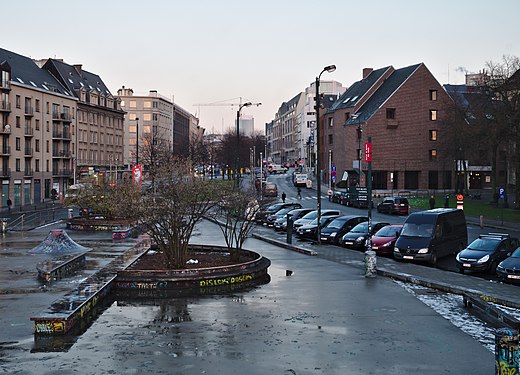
xmin=371 ymin=224 xmax=403 ymax=256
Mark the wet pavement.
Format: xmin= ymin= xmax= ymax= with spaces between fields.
xmin=0 ymin=219 xmax=499 ymax=374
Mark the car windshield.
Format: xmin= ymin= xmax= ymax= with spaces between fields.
xmin=310 ymin=217 xmax=332 ymax=226
xmin=267 ymin=204 xmax=283 ymax=212
xmin=375 ymin=226 xmax=401 ymax=237
xmin=401 ymin=223 xmax=434 ymax=238
xmin=350 ymin=222 xmax=368 ymax=234
xmin=301 ymin=211 xmax=318 ymax=220
xmin=327 ymin=218 xmax=348 ymax=229
xmin=467 ymin=238 xmax=500 ymax=252
xmin=510 ymin=248 xmax=520 ymax=258
xmin=276 ymin=208 xmax=293 ymax=216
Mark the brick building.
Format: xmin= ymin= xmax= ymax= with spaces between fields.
xmin=322 ymin=63 xmax=454 ymax=192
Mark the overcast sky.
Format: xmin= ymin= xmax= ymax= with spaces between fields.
xmin=3 ymin=0 xmax=519 ymax=133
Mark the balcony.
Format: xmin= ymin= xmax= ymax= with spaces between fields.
xmin=0 ymin=101 xmax=11 ymax=112
xmin=24 ymin=107 xmax=34 ymax=117
xmin=24 ymin=147 xmax=33 ymax=156
xmin=1 ymin=168 xmax=11 ymax=177
xmin=0 ymin=80 xmax=11 ymax=90
xmin=60 ymin=112 xmax=72 ymax=122
xmin=24 ymin=126 xmax=34 ymax=137
xmin=52 ymin=111 xmax=61 ymax=121
xmin=0 ymin=145 xmax=11 ymax=156
xmin=52 ymin=150 xmax=72 ymax=158
xmin=52 ymin=168 xmax=73 ymax=177
xmin=0 ymin=125 xmax=11 ymax=134
xmin=52 ymin=131 xmax=72 ymax=140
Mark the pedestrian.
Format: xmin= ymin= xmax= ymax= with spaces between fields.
xmin=429 ymin=195 xmax=435 ymax=210
xmin=6 ymin=198 xmax=11 ymax=213
xmin=281 ymin=192 xmax=286 ymax=203
xmin=297 ymin=187 xmax=302 ymax=199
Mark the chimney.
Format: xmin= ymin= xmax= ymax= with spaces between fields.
xmin=73 ymin=64 xmax=82 ymax=75
xmin=362 ymin=68 xmax=373 ymax=79
xmin=149 ymin=90 xmax=158 ymax=97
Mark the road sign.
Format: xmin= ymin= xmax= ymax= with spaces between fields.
xmin=456 ymin=194 xmax=464 ymax=210
xmin=499 ymin=187 xmax=505 ymax=199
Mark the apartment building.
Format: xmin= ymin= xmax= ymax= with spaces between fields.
xmin=42 ymin=59 xmax=125 ymax=185
xmin=0 ymin=48 xmax=78 ymax=207
xmin=322 ymin=63 xmax=454 ymax=192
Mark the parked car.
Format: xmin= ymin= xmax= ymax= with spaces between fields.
xmin=273 ymin=208 xmax=313 ymax=231
xmin=254 ymin=202 xmax=302 ymax=224
xmin=456 ymin=233 xmax=518 ymax=274
xmin=330 ymin=191 xmax=346 ymax=203
xmin=371 ymin=224 xmax=403 ymax=256
xmin=296 ymin=215 xmax=340 ymax=240
xmin=265 ymin=207 xmax=296 ymax=227
xmin=293 ymin=209 xmax=341 ymax=230
xmin=263 ymin=183 xmax=278 ymax=197
xmin=393 ymin=208 xmax=467 ymax=265
xmin=320 ymin=215 xmax=368 ymax=245
xmin=268 ymin=164 xmax=287 ymax=174
xmin=340 ymin=222 xmax=390 ymax=250
xmin=496 ymin=247 xmax=520 ymax=284
xmin=376 ymin=197 xmax=409 ymax=215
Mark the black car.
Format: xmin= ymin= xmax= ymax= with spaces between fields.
xmin=265 ymin=207 xmax=296 ymax=227
xmin=273 ymin=208 xmax=313 ymax=231
xmin=330 ymin=191 xmax=346 ymax=203
xmin=293 ymin=209 xmax=341 ymax=229
xmin=295 ymin=215 xmax=340 ymax=240
xmin=496 ymin=247 xmax=520 ymax=283
xmin=254 ymin=202 xmax=302 ymax=224
xmin=340 ymin=222 xmax=390 ymax=250
xmin=456 ymin=233 xmax=518 ymax=274
xmin=320 ymin=215 xmax=368 ymax=245
xmin=376 ymin=197 xmax=409 ymax=215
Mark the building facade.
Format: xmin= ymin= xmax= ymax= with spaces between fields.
xmin=322 ymin=63 xmax=454 ymax=192
xmin=0 ymin=48 xmax=79 ymax=208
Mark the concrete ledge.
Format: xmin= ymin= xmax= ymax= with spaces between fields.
xmin=36 ymin=252 xmax=87 ymax=282
xmin=251 ymin=233 xmax=317 ymax=256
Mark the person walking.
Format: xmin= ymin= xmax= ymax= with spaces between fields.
xmin=429 ymin=195 xmax=435 ymax=210
xmin=297 ymin=187 xmax=302 ymax=199
xmin=6 ymin=198 xmax=12 ymax=213
xmin=281 ymin=192 xmax=286 ymax=203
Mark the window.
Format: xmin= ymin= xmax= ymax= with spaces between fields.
xmin=386 ymin=108 xmax=396 ymax=119
xmin=328 ymin=117 xmax=333 ymax=127
xmin=15 ymin=95 xmax=20 ymax=108
xmin=35 ymin=159 xmax=40 ymax=172
xmin=46 ymin=121 xmax=49 ymax=132
xmin=429 ymin=110 xmax=437 ymax=121
xmin=35 ymin=119 xmax=40 ymax=131
xmin=16 ymin=116 xmax=20 ymax=128
xmin=15 ymin=159 xmax=20 ymax=172
xmin=143 ymin=113 xmax=151 ymax=121
xmin=35 ymin=139 xmax=40 ymax=152
xmin=129 ymin=113 xmax=137 ymax=121
xmin=429 ymin=149 xmax=437 ymax=161
xmin=328 ymin=134 xmax=333 ymax=144
xmin=430 ymin=90 xmax=437 ymax=101
xmin=15 ymin=137 xmax=20 ymax=151
xmin=129 ymin=125 xmax=137 ymax=133
xmin=46 ymin=102 xmax=50 ymax=114
xmin=35 ymin=99 xmax=40 ymax=112
xmin=429 ymin=130 xmax=437 ymax=141
xmin=129 ymin=100 xmax=137 ymax=108
xmin=143 ymin=125 xmax=151 ymax=133
xmin=144 ymin=101 xmax=151 ymax=108
xmin=344 ymin=112 xmax=350 ymax=123
xmin=46 ymin=140 xmax=49 ymax=153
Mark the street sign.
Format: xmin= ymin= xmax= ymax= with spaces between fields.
xmin=364 ymin=142 xmax=372 ymax=162
xmin=499 ymin=187 xmax=505 ymax=199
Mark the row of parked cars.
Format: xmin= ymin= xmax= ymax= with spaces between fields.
xmin=253 ymin=202 xmax=402 ymax=256
xmin=254 ymin=203 xmax=520 ymax=284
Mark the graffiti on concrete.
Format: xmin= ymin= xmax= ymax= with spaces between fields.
xmin=34 ymin=320 xmax=65 ymax=334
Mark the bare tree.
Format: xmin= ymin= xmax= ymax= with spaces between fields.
xmin=209 ymin=182 xmax=260 ymax=261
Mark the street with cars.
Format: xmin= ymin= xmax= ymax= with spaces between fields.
xmin=251 ymin=172 xmax=520 ymax=285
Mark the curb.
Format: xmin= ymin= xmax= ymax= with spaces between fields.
xmin=251 ymin=233 xmax=317 ymax=256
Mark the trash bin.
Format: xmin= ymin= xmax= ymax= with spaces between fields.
xmin=67 ymin=208 xmax=73 ymax=219
xmin=0 ymin=218 xmax=8 ymax=233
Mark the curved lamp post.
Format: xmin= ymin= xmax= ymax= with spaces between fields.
xmin=236 ymin=102 xmax=261 ymax=189
xmin=315 ymin=64 xmax=336 ymax=244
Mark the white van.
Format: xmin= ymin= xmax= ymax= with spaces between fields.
xmin=268 ymin=164 xmax=287 ymax=174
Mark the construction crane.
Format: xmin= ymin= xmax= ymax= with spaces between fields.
xmin=193 ymin=97 xmax=261 ymax=133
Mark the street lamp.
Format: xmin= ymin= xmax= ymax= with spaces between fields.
xmin=135 ymin=117 xmax=139 ymax=166
xmin=236 ymin=102 xmax=261 ymax=189
xmin=315 ymin=64 xmax=336 ymax=245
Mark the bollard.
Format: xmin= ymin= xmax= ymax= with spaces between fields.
xmin=286 ymin=214 xmax=293 ymax=244
xmin=480 ymin=215 xmax=484 ymax=229
xmin=444 ymin=194 xmax=450 ymax=208
xmin=68 ymin=208 xmax=73 ymax=219
xmin=364 ymin=236 xmax=377 ymax=278
xmin=0 ymin=218 xmax=8 ymax=233
xmin=495 ymin=328 xmax=519 ymax=374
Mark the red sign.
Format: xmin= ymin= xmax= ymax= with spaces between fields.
xmin=364 ymin=142 xmax=372 ymax=162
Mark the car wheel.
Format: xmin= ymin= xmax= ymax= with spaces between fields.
xmin=488 ymin=260 xmax=498 ymax=274
xmin=429 ymin=252 xmax=437 ymax=266
xmin=458 ymin=267 xmax=465 ymax=274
